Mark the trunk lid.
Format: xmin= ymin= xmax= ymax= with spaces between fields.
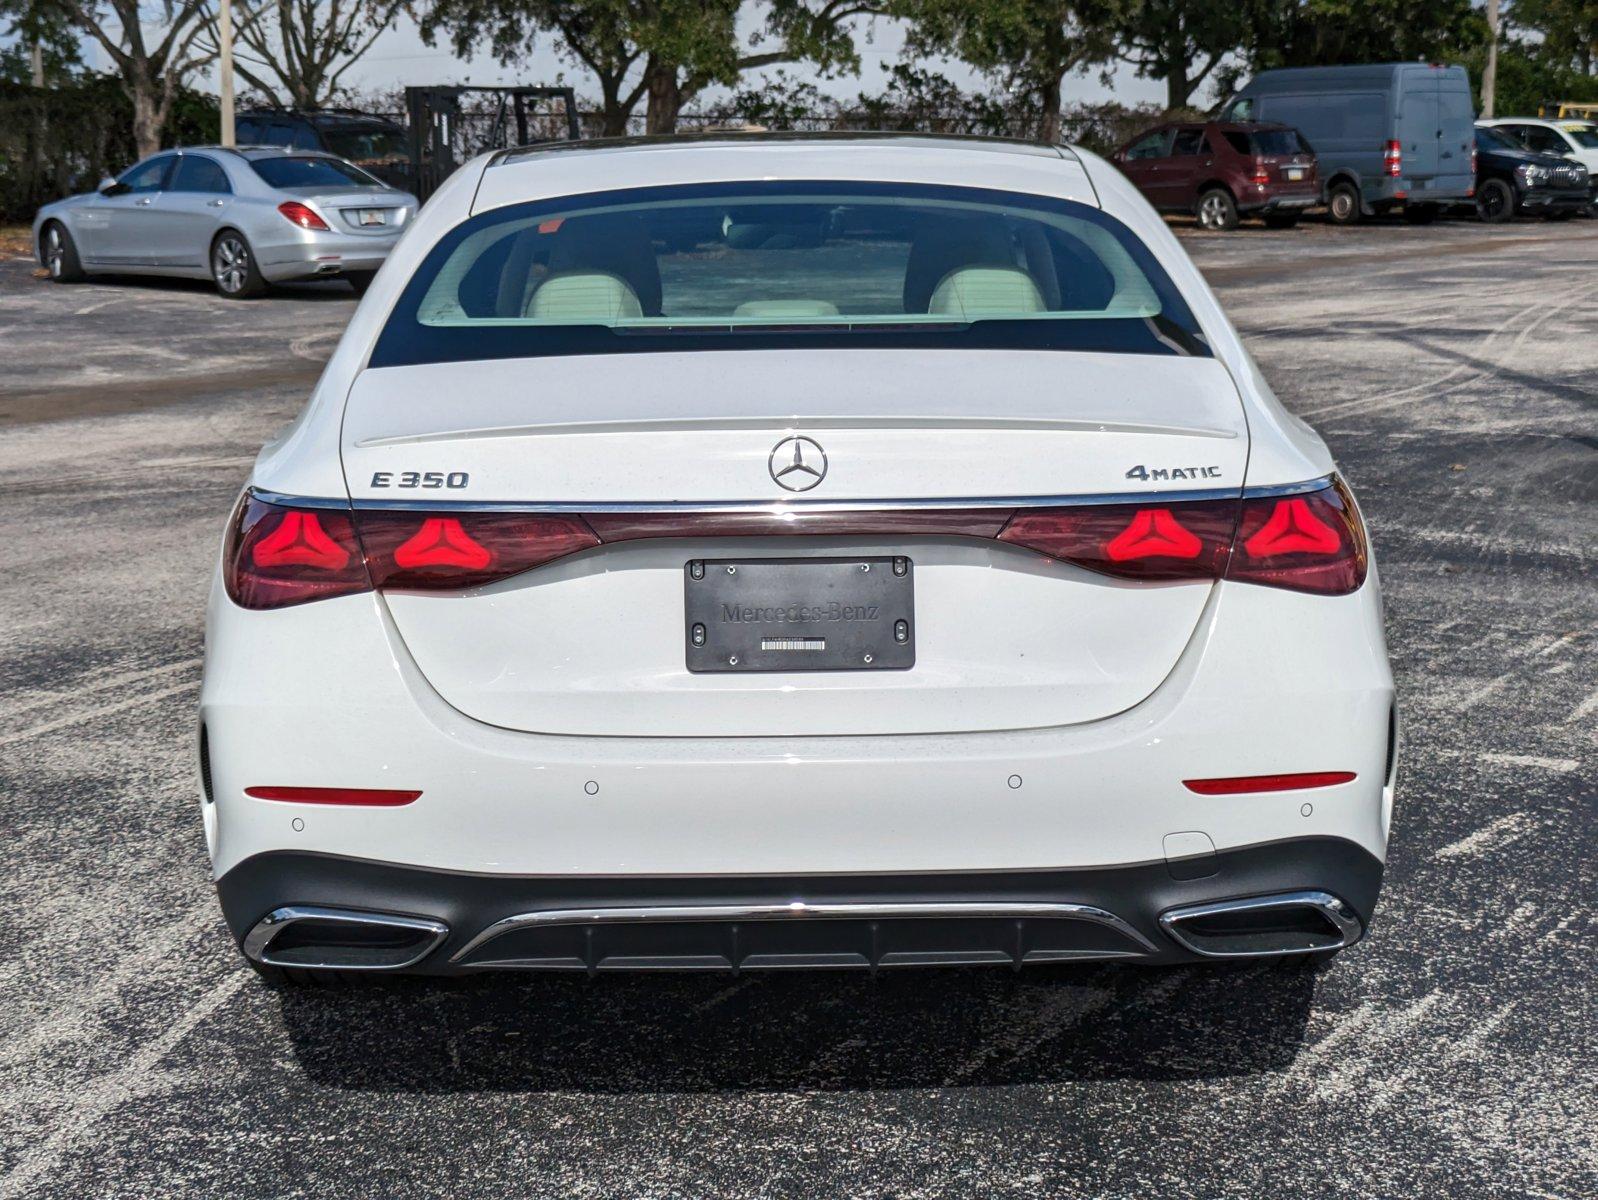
xmin=341 ymin=350 xmax=1249 ymax=736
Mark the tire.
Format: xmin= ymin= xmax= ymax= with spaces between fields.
xmin=1476 ymin=178 xmax=1516 ymax=224
xmin=211 ymin=229 xmax=268 ymax=298
xmin=1326 ymin=181 xmax=1362 ymax=225
xmin=345 ymin=270 xmax=377 ymax=296
xmin=40 ymin=221 xmax=87 ymax=282
xmin=1402 ymin=203 xmax=1439 ymax=224
xmin=1196 ymin=187 xmax=1239 ymax=231
xmin=1262 ymin=212 xmax=1301 ymax=229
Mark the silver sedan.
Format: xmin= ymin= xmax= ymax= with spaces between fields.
xmin=32 ymin=146 xmax=419 ymax=298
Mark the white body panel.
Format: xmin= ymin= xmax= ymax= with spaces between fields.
xmin=200 ymin=136 xmax=1395 ymax=971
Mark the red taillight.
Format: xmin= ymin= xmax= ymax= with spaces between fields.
xmin=246 ymin=786 xmax=421 ymax=806
xmin=1252 ymin=160 xmax=1270 ymax=185
xmin=1184 ymin=772 xmax=1356 ymax=795
xmin=225 ymin=495 xmax=368 ymax=610
xmin=278 ymin=200 xmax=330 ymax=231
xmin=355 ymin=510 xmax=599 ymax=590
xmin=1228 ymin=478 xmax=1367 ymax=595
xmin=1383 ymin=139 xmax=1402 ymax=177
xmin=998 ymin=500 xmax=1235 ymax=582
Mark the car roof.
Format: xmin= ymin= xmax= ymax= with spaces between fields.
xmin=474 ymin=131 xmax=1095 ymax=216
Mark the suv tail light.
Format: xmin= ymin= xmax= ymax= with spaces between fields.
xmin=1384 ymin=139 xmax=1402 ymax=177
xmin=1252 ymin=159 xmax=1271 ymax=185
xmin=278 ymin=200 xmax=330 ymax=231
xmin=223 ymin=479 xmax=1369 ymax=610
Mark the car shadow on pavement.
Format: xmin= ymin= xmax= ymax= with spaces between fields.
xmin=274 ymin=959 xmax=1320 ymax=1092
xmin=49 ymin=273 xmax=357 ymax=301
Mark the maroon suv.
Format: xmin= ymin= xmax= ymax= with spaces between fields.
xmin=1112 ymin=122 xmax=1319 ymax=230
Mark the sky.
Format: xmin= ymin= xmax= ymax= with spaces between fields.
xmin=64 ymin=10 xmax=1171 ymax=113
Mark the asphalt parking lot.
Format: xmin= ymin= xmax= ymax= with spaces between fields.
xmin=1 ymin=216 xmax=1593 ymax=1199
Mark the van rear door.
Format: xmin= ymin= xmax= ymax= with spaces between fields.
xmin=1399 ymin=71 xmax=1442 ymax=181
xmin=1435 ymin=70 xmax=1478 ymax=194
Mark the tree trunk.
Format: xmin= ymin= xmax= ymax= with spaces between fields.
xmin=1165 ymin=12 xmax=1189 ymax=110
xmin=131 ymin=80 xmax=162 ymax=159
xmin=645 ymin=63 xmax=684 ymax=135
xmin=1038 ymin=76 xmax=1062 ymax=144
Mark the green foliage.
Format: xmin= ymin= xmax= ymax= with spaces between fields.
xmin=1461 ymin=37 xmax=1598 ymax=114
xmin=1231 ymin=0 xmax=1487 ymax=75
xmin=0 ymin=0 xmax=85 ymax=82
xmin=1509 ymin=0 xmax=1598 ymax=74
xmin=0 ymin=74 xmax=217 ymax=220
xmin=1112 ymin=1 xmax=1246 ymax=108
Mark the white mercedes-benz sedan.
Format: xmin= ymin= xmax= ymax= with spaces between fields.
xmin=200 ymin=133 xmax=1396 ymax=981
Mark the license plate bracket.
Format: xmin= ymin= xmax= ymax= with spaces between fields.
xmin=357 ymin=209 xmax=388 ymax=226
xmin=685 ymin=557 xmax=914 ymax=673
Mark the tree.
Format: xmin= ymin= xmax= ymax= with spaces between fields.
xmin=198 ymin=0 xmax=407 ymax=109
xmin=894 ymin=0 xmax=1123 ymax=142
xmin=1511 ymin=0 xmax=1598 ymax=75
xmin=51 ymin=0 xmax=218 ymax=156
xmin=1113 ymin=0 xmax=1244 ymax=109
xmin=0 ymin=0 xmax=86 ymax=83
xmin=417 ymin=0 xmax=875 ymax=136
xmin=1232 ymin=0 xmax=1485 ymax=75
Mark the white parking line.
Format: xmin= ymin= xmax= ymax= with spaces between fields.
xmin=0 ymin=679 xmax=199 ymax=748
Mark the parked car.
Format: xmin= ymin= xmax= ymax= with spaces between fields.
xmin=1470 ymin=125 xmax=1590 ymax=222
xmin=33 ymin=146 xmax=418 ymax=298
xmin=1220 ymin=63 xmax=1476 ymax=224
xmin=1477 ymin=117 xmax=1598 ymax=211
xmin=1112 ymin=121 xmax=1318 ymax=230
xmin=237 ymin=109 xmax=412 ymax=191
xmin=207 ymin=133 xmax=1394 ymax=982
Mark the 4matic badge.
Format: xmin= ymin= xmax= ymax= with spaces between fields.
xmin=1125 ymin=464 xmax=1223 ymax=483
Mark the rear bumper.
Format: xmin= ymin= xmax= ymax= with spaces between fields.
xmin=220 ymin=836 xmax=1384 ymax=972
xmin=255 ymin=229 xmax=399 ymax=282
xmin=1241 ymin=194 xmax=1317 ymax=214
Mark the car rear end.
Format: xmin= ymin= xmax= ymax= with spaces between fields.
xmin=1226 ymin=124 xmax=1318 ymax=215
xmin=243 ymin=150 xmax=418 ymax=283
xmin=201 ymin=141 xmax=1394 ymax=977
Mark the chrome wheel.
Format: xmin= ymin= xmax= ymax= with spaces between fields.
xmin=213 ymin=236 xmax=249 ymax=294
xmin=44 ymin=227 xmax=63 ymax=277
xmin=1198 ymin=194 xmax=1226 ymax=229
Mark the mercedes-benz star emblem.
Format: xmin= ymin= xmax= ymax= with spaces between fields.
xmin=769 ymin=436 xmax=827 ymax=492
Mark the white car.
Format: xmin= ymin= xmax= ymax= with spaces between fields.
xmin=201 ymin=134 xmax=1396 ymax=981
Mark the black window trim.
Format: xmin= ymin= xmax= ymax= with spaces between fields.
xmin=369 ymin=179 xmax=1212 ymax=370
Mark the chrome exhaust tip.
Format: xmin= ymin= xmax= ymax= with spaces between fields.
xmin=1159 ymin=891 xmax=1362 ymax=959
xmin=243 ymin=905 xmax=448 ymax=971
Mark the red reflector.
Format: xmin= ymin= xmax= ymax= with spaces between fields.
xmin=394 ymin=517 xmax=493 ymax=569
xmin=1105 ymin=508 xmax=1203 ymax=561
xmin=252 ymin=510 xmax=352 ymax=570
xmin=277 ymin=200 xmax=330 ymax=231
xmin=246 ymin=786 xmax=421 ymax=806
xmin=1243 ymin=497 xmax=1342 ymax=557
xmin=1184 ymin=772 xmax=1356 ymax=795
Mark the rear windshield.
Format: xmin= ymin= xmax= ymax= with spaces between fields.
xmin=250 ymin=156 xmax=381 ymax=189
xmin=371 ymin=181 xmax=1209 ymax=368
xmin=1249 ymin=129 xmax=1310 ymax=156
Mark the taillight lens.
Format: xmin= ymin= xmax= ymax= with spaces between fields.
xmin=1228 ymin=477 xmax=1367 ymax=595
xmin=278 ymin=200 xmax=330 ymax=231
xmin=225 ymin=495 xmax=368 ymax=609
xmin=1252 ymin=160 xmax=1270 ymax=185
xmin=998 ymin=500 xmax=1236 ymax=582
xmin=225 ymin=479 xmax=1368 ymax=609
xmin=1384 ymin=139 xmax=1402 ymax=177
xmin=355 ymin=510 xmax=599 ymax=590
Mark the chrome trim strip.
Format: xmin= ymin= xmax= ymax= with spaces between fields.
xmin=450 ymin=899 xmax=1160 ymax=964
xmin=243 ymin=905 xmax=449 ymax=971
xmin=1158 ymin=890 xmax=1363 ymax=959
xmin=250 ymin=476 xmax=1333 ymax=516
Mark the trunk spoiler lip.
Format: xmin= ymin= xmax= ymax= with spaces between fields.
xmin=351 ymin=416 xmax=1241 ymax=448
xmin=251 ymin=476 xmax=1331 ymax=515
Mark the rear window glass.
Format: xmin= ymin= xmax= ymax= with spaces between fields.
xmin=250 ymin=156 xmax=380 ymax=189
xmin=371 ymin=181 xmax=1209 ymax=368
xmin=322 ymin=127 xmax=408 ymax=163
xmin=1251 ymin=129 xmax=1310 ymax=156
